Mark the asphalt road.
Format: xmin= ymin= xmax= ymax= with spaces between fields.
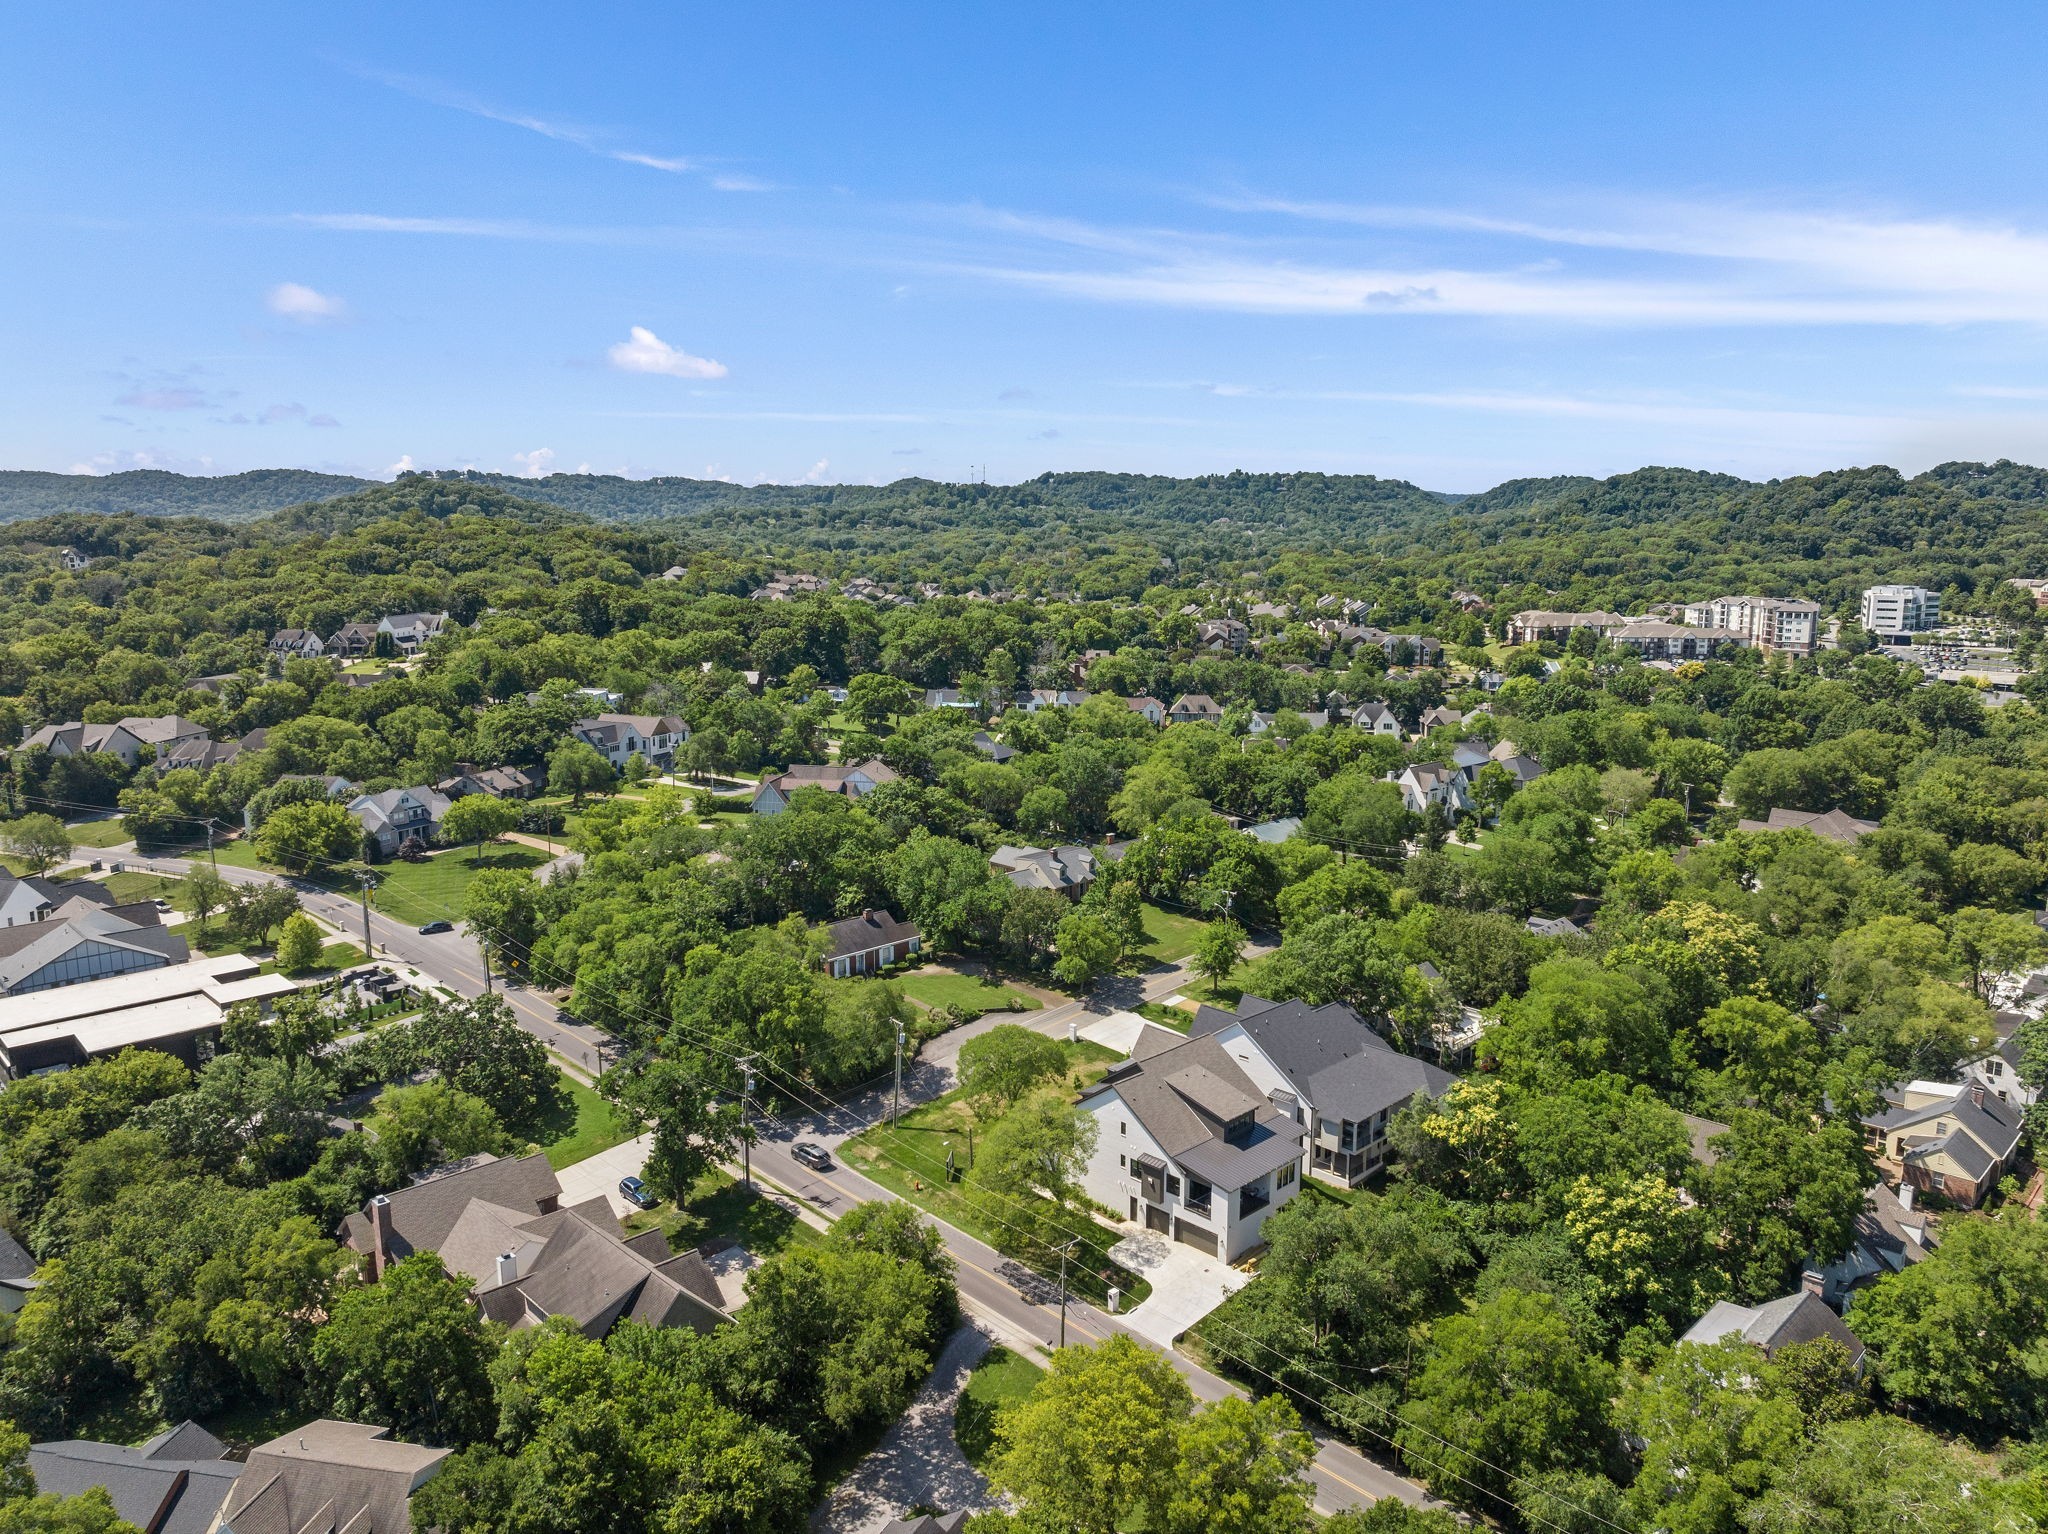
xmin=132 ymin=850 xmax=1426 ymax=1515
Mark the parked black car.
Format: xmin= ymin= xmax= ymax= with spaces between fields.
xmin=418 ymin=919 xmax=453 ymax=935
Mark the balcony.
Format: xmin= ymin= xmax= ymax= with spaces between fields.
xmin=1238 ymin=1185 xmax=1270 ymax=1219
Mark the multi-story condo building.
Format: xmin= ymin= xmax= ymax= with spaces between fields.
xmin=1680 ymin=595 xmax=1821 ymax=656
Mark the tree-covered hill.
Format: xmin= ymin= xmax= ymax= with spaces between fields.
xmin=0 ymin=467 xmax=374 ymax=522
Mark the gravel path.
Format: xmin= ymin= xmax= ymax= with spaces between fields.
xmin=810 ymin=1321 xmax=998 ymax=1533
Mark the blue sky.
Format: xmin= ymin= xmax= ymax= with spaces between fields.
xmin=9 ymin=3 xmax=2048 ymax=490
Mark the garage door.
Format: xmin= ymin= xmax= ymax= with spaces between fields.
xmin=1144 ymin=1202 xmax=1170 ymax=1233
xmin=1173 ymin=1218 xmax=1218 ymax=1255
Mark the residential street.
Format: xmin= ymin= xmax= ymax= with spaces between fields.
xmin=116 ymin=847 xmax=1425 ymax=1517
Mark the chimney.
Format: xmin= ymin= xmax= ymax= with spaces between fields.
xmin=1801 ymin=1269 xmax=1825 ymax=1298
xmin=1897 ymin=1183 xmax=1914 ymax=1212
xmin=495 ymin=1250 xmax=518 ymax=1287
xmin=1969 ymin=1082 xmax=1985 ymax=1108
xmin=369 ymin=1194 xmax=394 ymax=1277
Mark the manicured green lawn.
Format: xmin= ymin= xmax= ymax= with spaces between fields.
xmin=102 ymin=871 xmax=185 ymax=904
xmin=896 ymin=971 xmax=1043 ymax=1018
xmin=622 ymin=1168 xmax=823 ymax=1257
xmin=537 ymin=1075 xmax=637 ymax=1170
xmin=1134 ymin=1001 xmax=1192 ymax=1034
xmin=841 ymin=1039 xmax=1142 ymax=1307
xmin=371 ymin=845 xmax=549 ymax=926
xmin=1135 ymin=902 xmax=1206 ymax=964
xmin=955 ymin=1345 xmax=1045 ymax=1467
xmin=62 ymin=817 xmax=133 ymax=849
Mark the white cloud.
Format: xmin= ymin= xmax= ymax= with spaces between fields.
xmin=389 ymin=454 xmax=417 ymax=475
xmin=802 ymin=458 xmax=830 ymax=482
xmin=512 ymin=447 xmax=556 ymax=478
xmin=955 ymin=195 xmax=2048 ymax=327
xmin=607 ymin=326 xmax=728 ymax=379
xmin=267 ymin=282 xmax=345 ymax=321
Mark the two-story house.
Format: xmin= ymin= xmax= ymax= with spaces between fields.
xmin=377 ymin=612 xmax=450 ymax=654
xmin=1168 ymin=694 xmax=1223 ymax=726
xmin=1124 ymin=696 xmax=1167 ymax=726
xmin=348 ymin=786 xmax=451 ymax=860
xmin=267 ymin=628 xmax=327 ymax=660
xmin=1077 ymin=1030 xmax=1306 ymax=1262
xmin=1188 ymin=995 xmax=1457 ymax=1186
xmin=571 ymin=713 xmax=689 ymax=770
xmin=22 ymin=715 xmax=210 ymax=769
xmin=1962 ymin=1013 xmax=2039 ymax=1111
xmin=1349 ymin=701 xmax=1403 ymax=737
xmin=751 ymin=759 xmax=898 ymax=816
xmin=1390 ymin=761 xmax=1472 ymax=817
xmin=1860 ymin=1079 xmax=2024 ymax=1208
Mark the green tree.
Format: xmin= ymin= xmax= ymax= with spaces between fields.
xmin=888 ymin=833 xmax=1009 ymax=954
xmin=1192 ymin=918 xmax=1247 ymax=996
xmin=1618 ymin=1341 xmax=1803 ymax=1534
xmin=273 ymin=911 xmax=324 ymax=974
xmin=844 ymin=673 xmax=914 ymax=734
xmin=442 ymin=793 xmax=520 ymax=864
xmin=600 ymin=1056 xmax=739 ymax=1203
xmin=256 ymin=799 xmax=361 ymax=875
xmin=462 ymin=867 xmax=541 ymax=974
xmin=1945 ymin=906 xmax=2043 ymax=1001
xmin=544 ymin=739 xmax=615 ymax=805
xmin=964 ymin=1088 xmax=1097 ymax=1269
xmin=366 ymin=1082 xmax=512 ymax=1185
xmin=1745 ymin=1414 xmax=2016 ymax=1534
xmin=180 ymin=864 xmax=231 ymax=933
xmin=397 ymin=995 xmax=563 ymax=1138
xmin=0 ymin=815 xmax=70 ymax=876
xmin=1847 ymin=1209 xmax=2048 ymax=1435
xmin=1700 ymin=1112 xmax=1869 ymax=1302
xmin=1052 ymin=908 xmax=1123 ymax=989
xmin=312 ymin=1254 xmax=496 ymax=1446
xmin=958 ymin=1024 xmax=1069 ymax=1114
xmin=1394 ymin=1289 xmax=1616 ymax=1520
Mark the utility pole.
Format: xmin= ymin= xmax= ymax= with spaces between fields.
xmin=357 ymin=873 xmax=374 ymax=957
xmin=1054 ymin=1236 xmax=1081 ymax=1350
xmin=204 ymin=818 xmax=219 ymax=871
xmin=481 ymin=933 xmax=493 ymax=994
xmin=740 ymin=1057 xmax=755 ymax=1191
xmin=891 ymin=1026 xmax=906 ymax=1126
xmin=1681 ymin=781 xmax=1694 ymax=818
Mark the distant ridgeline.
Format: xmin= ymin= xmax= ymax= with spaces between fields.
xmin=5 ymin=459 xmax=2048 ymax=609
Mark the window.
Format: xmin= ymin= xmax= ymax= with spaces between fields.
xmin=1167 ymin=1176 xmax=1181 ymax=1197
xmin=1119 ymin=1155 xmax=1126 ymax=1169
xmin=1276 ymin=1161 xmax=1297 ymax=1189
xmin=1930 ymin=1172 xmax=1947 ymax=1191
xmin=1186 ymin=1178 xmax=1212 ymax=1211
xmin=1120 ymin=1121 xmax=1127 ymax=1136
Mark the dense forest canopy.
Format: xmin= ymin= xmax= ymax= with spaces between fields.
xmin=6 ymin=460 xmax=2047 ymax=610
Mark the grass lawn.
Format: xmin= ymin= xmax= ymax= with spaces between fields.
xmin=955 ymin=1346 xmax=1045 ymax=1467
xmin=61 ymin=817 xmax=133 ymax=848
xmin=102 ymin=870 xmax=186 ymax=904
xmin=1134 ymin=1001 xmax=1192 ymax=1034
xmin=622 ymin=1167 xmax=823 ymax=1257
xmin=841 ymin=1039 xmax=1144 ymax=1307
xmin=260 ymin=940 xmax=367 ymax=977
xmin=896 ymin=971 xmax=1043 ymax=1018
xmin=537 ymin=1075 xmax=637 ymax=1170
xmin=1135 ymin=902 xmax=1206 ymax=964
xmin=371 ymin=845 xmax=550 ymax=926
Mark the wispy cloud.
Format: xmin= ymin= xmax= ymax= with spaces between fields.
xmin=266 ymin=281 xmax=345 ymax=321
xmin=351 ymin=66 xmax=771 ymax=192
xmin=117 ymin=386 xmax=211 ymax=411
xmin=607 ymin=325 xmax=728 ymax=379
xmin=512 ymin=447 xmax=556 ymax=477
xmin=953 ymin=195 xmax=2048 ymax=327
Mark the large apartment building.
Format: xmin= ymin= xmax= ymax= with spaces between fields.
xmin=1679 ymin=595 xmax=1821 ymax=656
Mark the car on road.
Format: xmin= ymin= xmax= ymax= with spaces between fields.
xmin=791 ymin=1142 xmax=833 ymax=1172
xmin=618 ymin=1175 xmax=659 ymax=1209
xmin=417 ymin=919 xmax=454 ymax=935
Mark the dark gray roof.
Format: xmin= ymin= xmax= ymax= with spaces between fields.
xmin=821 ymin=908 xmax=921 ymax=960
xmin=1863 ymin=1083 xmax=2023 ymax=1163
xmin=1736 ymin=807 xmax=1881 ymax=842
xmin=880 ymin=1515 xmax=970 ymax=1534
xmin=220 ymin=1420 xmax=447 ymax=1534
xmin=1682 ymin=1290 xmax=1865 ymax=1364
xmin=1082 ymin=1031 xmax=1303 ymax=1183
xmin=0 ymin=1226 xmax=35 ymax=1284
xmin=1192 ymin=995 xmax=1456 ymax=1123
xmin=342 ymin=1151 xmax=561 ymax=1259
xmin=30 ymin=1430 xmax=241 ymax=1534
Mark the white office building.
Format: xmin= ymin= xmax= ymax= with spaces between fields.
xmin=1860 ymin=585 xmax=1941 ymax=639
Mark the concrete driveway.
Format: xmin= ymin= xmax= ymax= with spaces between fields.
xmin=553 ymin=1132 xmax=653 ymax=1217
xmin=1111 ymin=1228 xmax=1249 ymax=1347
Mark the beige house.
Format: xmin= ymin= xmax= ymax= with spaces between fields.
xmin=1861 ymin=1079 xmax=2024 ymax=1209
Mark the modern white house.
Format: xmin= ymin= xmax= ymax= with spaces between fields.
xmin=21 ymin=715 xmax=211 ymax=768
xmin=571 ymin=713 xmax=689 ymax=769
xmin=1077 ymin=1030 xmax=1306 ymax=1262
xmin=348 ymin=785 xmax=451 ymax=859
xmin=376 ymin=612 xmax=450 ymax=653
xmin=1188 ymin=995 xmax=1457 ymax=1186
xmin=1390 ymin=761 xmax=1472 ymax=816
xmin=1860 ymin=584 xmax=1941 ymax=640
xmin=1349 ymin=701 xmax=1402 ymax=737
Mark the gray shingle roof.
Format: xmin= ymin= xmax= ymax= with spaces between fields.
xmin=30 ymin=1430 xmax=241 ymax=1534
xmin=1682 ymin=1289 xmax=1865 ymax=1364
xmin=821 ymin=908 xmax=921 ymax=960
xmin=342 ymin=1151 xmax=562 ymax=1260
xmin=1191 ymin=995 xmax=1456 ymax=1124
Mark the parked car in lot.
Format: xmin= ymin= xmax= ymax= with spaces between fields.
xmin=791 ymin=1142 xmax=833 ymax=1172
xmin=417 ymin=919 xmax=453 ymax=935
xmin=619 ymin=1175 xmax=659 ymax=1209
